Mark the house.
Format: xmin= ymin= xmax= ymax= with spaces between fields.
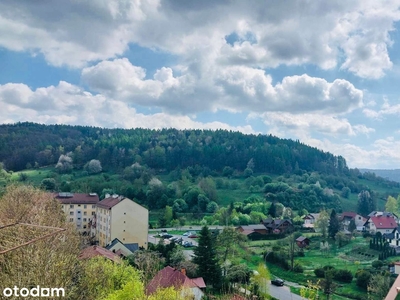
xmin=261 ymin=218 xmax=294 ymax=234
xmin=54 ymin=192 xmax=99 ymax=237
xmin=384 ymin=226 xmax=400 ymax=252
xmin=302 ymin=213 xmax=320 ymax=229
xmin=146 ymin=266 xmax=206 ymax=300
xmin=79 ymin=245 xmax=121 ymax=263
xmin=340 ymin=212 xmax=366 ymax=231
xmin=368 ymin=211 xmax=399 ymax=223
xmin=364 ymin=215 xmax=398 ymax=235
xmin=94 ymin=194 xmax=149 ymax=249
xmin=105 ymin=238 xmax=139 ymax=257
xmin=236 ymin=224 xmax=268 ymax=238
xmin=296 ymin=236 xmax=310 ymax=248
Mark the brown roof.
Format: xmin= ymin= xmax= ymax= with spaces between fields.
xmin=296 ymin=236 xmax=309 ymax=242
xmin=79 ymin=246 xmax=121 ymax=263
xmin=97 ymin=196 xmax=123 ymax=209
xmin=53 ymin=192 xmax=99 ymax=204
xmin=146 ymin=266 xmax=205 ymax=294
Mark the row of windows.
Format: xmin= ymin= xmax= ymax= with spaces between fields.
xmin=69 ymin=211 xmax=95 ymax=215
xmin=69 ymin=217 xmax=89 ymax=222
xmin=62 ymin=204 xmax=96 ymax=209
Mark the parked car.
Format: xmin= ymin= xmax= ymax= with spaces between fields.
xmin=169 ymin=236 xmax=178 ymax=242
xmin=183 ymin=241 xmax=193 ymax=247
xmin=162 ymin=234 xmax=173 ymax=239
xmin=271 ymin=279 xmax=284 ymax=286
xmin=182 ymin=231 xmax=192 ymax=236
xmin=188 ymin=233 xmax=198 ymax=238
xmin=161 ymin=229 xmax=168 ymax=233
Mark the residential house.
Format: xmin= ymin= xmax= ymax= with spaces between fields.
xmin=296 ymin=236 xmax=310 ymax=248
xmin=364 ymin=215 xmax=397 ymax=235
xmin=340 ymin=212 xmax=366 ymax=232
xmin=302 ymin=213 xmax=320 ymax=229
xmin=94 ymin=195 xmax=148 ymax=249
xmin=236 ymin=224 xmax=268 ymax=238
xmin=368 ymin=211 xmax=399 ymax=223
xmin=55 ymin=192 xmax=99 ymax=237
xmin=385 ymin=226 xmax=400 ymax=249
xmin=146 ymin=266 xmax=206 ymax=300
xmin=105 ymin=238 xmax=139 ymax=257
xmin=261 ymin=218 xmax=294 ymax=234
xmin=79 ymin=245 xmax=121 ymax=263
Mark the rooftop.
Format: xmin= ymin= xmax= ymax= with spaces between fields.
xmin=53 ymin=192 xmax=99 ymax=204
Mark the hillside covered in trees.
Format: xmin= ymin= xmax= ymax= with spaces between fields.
xmin=1 ymin=122 xmax=399 ymax=219
xmin=0 ymin=122 xmax=348 ymax=174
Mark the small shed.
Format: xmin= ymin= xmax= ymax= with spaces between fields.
xmin=296 ymin=236 xmax=310 ymax=248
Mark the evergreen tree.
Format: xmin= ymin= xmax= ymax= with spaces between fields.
xmin=193 ymin=226 xmax=222 ymax=289
xmin=357 ymin=190 xmax=375 ymax=216
xmin=328 ymin=209 xmax=340 ymax=239
xmin=268 ymin=202 xmax=277 ymax=218
xmin=348 ymin=219 xmax=357 ymax=234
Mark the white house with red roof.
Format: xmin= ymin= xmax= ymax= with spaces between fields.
xmin=146 ymin=266 xmax=206 ymax=300
xmin=364 ymin=215 xmax=398 ymax=235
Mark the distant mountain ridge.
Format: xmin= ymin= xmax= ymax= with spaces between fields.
xmin=360 ymin=169 xmax=400 ymax=183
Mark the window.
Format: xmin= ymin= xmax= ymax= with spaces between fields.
xmin=123 ymin=230 xmax=125 ymax=232
xmin=69 ymin=218 xmax=73 ymax=222
xmin=70 ymin=205 xmax=74 ymax=208
xmin=77 ymin=218 xmax=81 ymax=220
xmin=83 ymin=218 xmax=87 ymax=222
xmin=84 ymin=212 xmax=87 ymax=216
xmin=78 ymin=204 xmax=81 ymax=207
xmin=92 ymin=211 xmax=95 ymax=215
xmin=124 ymin=212 xmax=126 ymax=215
xmin=70 ymin=212 xmax=73 ymax=215
xmin=77 ymin=210 xmax=81 ymax=214
xmin=61 ymin=205 xmax=64 ymax=209
xmin=92 ymin=205 xmax=96 ymax=209
xmin=83 ymin=225 xmax=87 ymax=229
xmin=84 ymin=205 xmax=87 ymax=209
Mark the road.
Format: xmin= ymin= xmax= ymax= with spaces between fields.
xmin=268 ymin=284 xmax=303 ymax=300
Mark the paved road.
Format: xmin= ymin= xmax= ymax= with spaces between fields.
xmin=268 ymin=284 xmax=303 ymax=300
xmin=148 ymin=233 xmax=198 ymax=247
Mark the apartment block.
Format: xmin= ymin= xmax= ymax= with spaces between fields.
xmin=94 ymin=195 xmax=148 ymax=249
xmin=54 ymin=192 xmax=99 ymax=237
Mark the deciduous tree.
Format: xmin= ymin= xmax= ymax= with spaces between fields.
xmin=315 ymin=210 xmax=329 ymax=240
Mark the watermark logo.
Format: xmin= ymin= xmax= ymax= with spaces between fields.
xmin=3 ymin=286 xmax=65 ymax=298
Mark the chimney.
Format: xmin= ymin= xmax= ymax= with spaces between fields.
xmin=181 ymin=268 xmax=186 ymax=276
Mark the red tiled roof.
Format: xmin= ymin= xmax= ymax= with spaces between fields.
xmin=53 ymin=192 xmax=99 ymax=204
xmin=79 ymin=246 xmax=121 ymax=262
xmin=341 ymin=212 xmax=357 ymax=218
xmin=370 ymin=216 xmax=398 ymax=229
xmin=146 ymin=266 xmax=205 ymax=294
xmin=97 ymin=196 xmax=123 ymax=209
xmin=191 ymin=277 xmax=206 ymax=289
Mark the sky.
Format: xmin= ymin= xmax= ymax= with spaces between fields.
xmin=0 ymin=1 xmax=400 ymax=169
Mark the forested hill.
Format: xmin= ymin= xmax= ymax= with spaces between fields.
xmin=0 ymin=122 xmax=348 ymax=174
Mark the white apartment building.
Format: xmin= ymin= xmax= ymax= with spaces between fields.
xmin=55 ymin=192 xmax=99 ymax=237
xmin=94 ymin=195 xmax=148 ymax=249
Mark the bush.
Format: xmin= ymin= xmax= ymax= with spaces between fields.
xmin=314 ymin=268 xmax=325 ymax=278
xmin=356 ymin=270 xmax=371 ymax=290
xmin=372 ymin=260 xmax=384 ymax=269
xmin=293 ymin=262 xmax=304 ymax=273
xmin=334 ymin=269 xmax=353 ymax=283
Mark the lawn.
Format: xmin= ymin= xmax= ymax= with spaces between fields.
xmin=10 ymin=167 xmax=55 ymax=185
